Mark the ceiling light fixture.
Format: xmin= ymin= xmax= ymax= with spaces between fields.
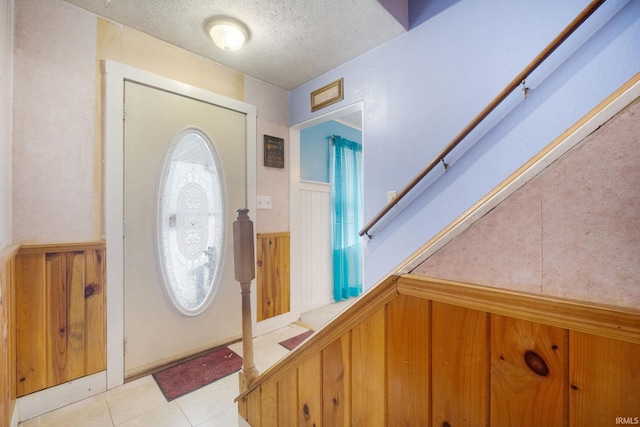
xmin=206 ymin=17 xmax=249 ymax=51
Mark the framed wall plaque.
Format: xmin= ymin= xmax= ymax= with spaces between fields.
xmin=310 ymin=78 xmax=344 ymax=112
xmin=264 ymin=135 xmax=285 ymax=168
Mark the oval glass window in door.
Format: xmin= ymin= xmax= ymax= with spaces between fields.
xmin=157 ymin=129 xmax=226 ymax=316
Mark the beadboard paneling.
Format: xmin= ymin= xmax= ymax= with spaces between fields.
xmin=299 ymin=182 xmax=333 ymax=312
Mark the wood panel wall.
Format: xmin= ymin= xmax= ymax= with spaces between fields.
xmin=256 ymin=232 xmax=290 ymax=321
xmin=0 ymin=246 xmax=17 ymax=427
xmin=238 ymin=275 xmax=640 ymax=426
xmin=15 ymin=242 xmax=106 ymax=397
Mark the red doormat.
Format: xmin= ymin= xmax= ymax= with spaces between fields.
xmin=278 ymin=330 xmax=314 ymax=351
xmin=152 ymin=347 xmax=242 ymax=401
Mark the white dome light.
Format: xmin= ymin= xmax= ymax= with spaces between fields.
xmin=206 ymin=18 xmax=248 ymax=51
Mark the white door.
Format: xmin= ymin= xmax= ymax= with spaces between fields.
xmin=123 ymin=80 xmax=246 ymax=377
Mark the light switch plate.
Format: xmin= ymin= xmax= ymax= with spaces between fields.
xmin=257 ymin=195 xmax=272 ymax=209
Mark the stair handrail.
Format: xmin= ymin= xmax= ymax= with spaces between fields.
xmin=359 ymin=0 xmax=606 ymax=238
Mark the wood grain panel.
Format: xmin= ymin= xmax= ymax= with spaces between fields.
xmin=0 ymin=259 xmax=6 ymax=427
xmin=17 ymin=242 xmax=106 ymax=255
xmin=246 ymin=385 xmax=262 ymax=427
xmin=239 ymin=274 xmax=640 ymax=426
xmin=16 ymin=253 xmax=48 ymax=396
xmin=9 ymin=258 xmax=15 ymax=414
xmin=47 ymin=252 xmax=87 ymax=385
xmin=15 ymin=243 xmax=106 ymax=397
xmin=387 ymin=294 xmax=430 ymax=426
xmin=278 ymin=372 xmax=298 ymax=427
xmin=66 ymin=252 xmax=86 ymax=381
xmin=84 ymin=248 xmax=106 ymax=375
xmin=569 ymin=332 xmax=640 ymax=425
xmin=490 ymin=315 xmax=567 ymax=427
xmin=257 ymin=232 xmax=290 ymax=321
xmin=239 ymin=275 xmax=397 ymax=394
xmin=432 ymin=302 xmax=488 ymax=427
xmin=322 ymin=334 xmax=351 ymax=426
xmin=260 ymin=381 xmax=278 ymax=427
xmin=352 ymin=308 xmax=386 ymax=427
xmin=8 ymin=255 xmax=15 ymax=418
xmin=298 ymin=353 xmax=321 ymax=426
xmin=238 ymin=392 xmax=248 ymax=421
xmin=398 ymin=275 xmax=640 ymax=344
xmin=0 ymin=251 xmax=16 ymax=427
xmin=46 ymin=252 xmax=68 ymax=386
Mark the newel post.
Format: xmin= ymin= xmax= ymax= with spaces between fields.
xmin=233 ymin=208 xmax=259 ymax=390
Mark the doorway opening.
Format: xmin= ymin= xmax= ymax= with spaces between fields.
xmin=290 ymin=103 xmax=364 ymax=316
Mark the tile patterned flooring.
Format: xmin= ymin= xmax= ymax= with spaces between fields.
xmin=18 ymin=323 xmax=311 ymax=427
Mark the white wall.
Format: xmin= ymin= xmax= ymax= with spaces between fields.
xmin=245 ymin=76 xmax=290 ymax=233
xmin=0 ymin=0 xmax=12 ymax=249
xmin=11 ymin=0 xmax=290 ymax=243
xmin=12 ymin=0 xmax=96 ymax=243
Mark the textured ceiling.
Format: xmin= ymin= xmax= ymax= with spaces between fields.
xmin=62 ymin=0 xmax=407 ymax=90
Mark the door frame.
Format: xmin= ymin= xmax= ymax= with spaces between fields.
xmin=289 ymin=101 xmax=364 ymax=315
xmin=104 ymin=60 xmax=257 ymax=389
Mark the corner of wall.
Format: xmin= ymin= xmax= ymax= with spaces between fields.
xmin=0 ymin=0 xmax=13 ymax=248
xmin=378 ymin=0 xmax=409 ymax=30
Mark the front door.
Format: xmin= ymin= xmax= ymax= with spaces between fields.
xmin=123 ymin=80 xmax=247 ymax=377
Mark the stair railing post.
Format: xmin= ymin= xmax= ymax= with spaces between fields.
xmin=233 ymin=208 xmax=259 ymax=391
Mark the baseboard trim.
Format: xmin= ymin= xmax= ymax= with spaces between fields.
xmin=17 ymin=371 xmax=106 ymax=422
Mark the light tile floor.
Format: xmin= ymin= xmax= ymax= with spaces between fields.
xmin=17 ymin=300 xmax=361 ymax=427
xmin=17 ymin=323 xmax=311 ymax=427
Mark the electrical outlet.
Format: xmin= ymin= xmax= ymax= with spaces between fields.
xmin=257 ymin=195 xmax=272 ymax=209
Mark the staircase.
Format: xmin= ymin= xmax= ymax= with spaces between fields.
xmin=237 ymin=273 xmax=640 ymax=426
xmin=236 ymin=74 xmax=640 ymax=426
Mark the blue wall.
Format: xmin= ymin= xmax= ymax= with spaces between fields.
xmin=290 ymin=0 xmax=640 ymax=288
xmin=300 ymin=120 xmax=363 ymax=183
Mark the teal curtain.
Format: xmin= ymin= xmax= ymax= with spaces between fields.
xmin=331 ymin=135 xmax=363 ymax=301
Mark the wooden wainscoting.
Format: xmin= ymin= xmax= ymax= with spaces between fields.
xmin=15 ymin=242 xmax=106 ymax=397
xmin=256 ymin=232 xmax=290 ymax=321
xmin=0 ymin=245 xmax=18 ymax=426
xmin=237 ymin=274 xmax=640 ymax=426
